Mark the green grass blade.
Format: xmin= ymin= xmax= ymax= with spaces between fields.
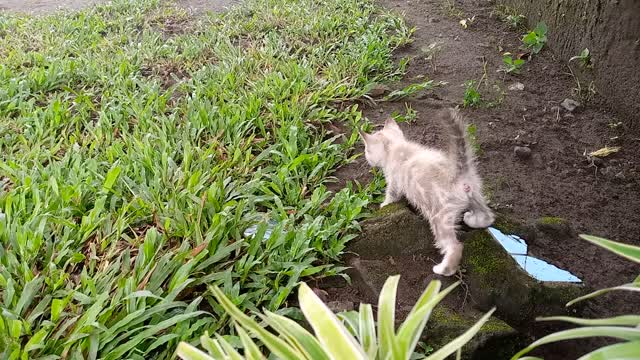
xmin=235 ymin=324 xmax=266 ymax=360
xmin=215 ymin=333 xmax=244 ymax=360
xmin=298 ymin=283 xmax=366 ymax=360
xmin=511 ymin=327 xmax=640 ymax=359
xmin=397 ymin=281 xmax=459 ymax=358
xmin=104 ymin=311 xmax=207 ymax=360
xmin=102 ymin=163 xmax=122 ymax=192
xmin=176 ymin=342 xmax=215 ymax=360
xmin=210 ymin=286 xmax=301 ymax=360
xmin=566 ymin=283 xmax=640 ymax=307
xmin=538 ymin=315 xmax=640 ymax=327
xmin=378 ymin=275 xmax=401 ymax=359
xmin=358 ymin=304 xmax=377 ymax=359
xmin=15 ymin=276 xmax=43 ymax=317
xmin=579 ymin=235 xmax=640 ymax=263
xmin=262 ymin=311 xmax=330 ymax=360
xmin=576 ymin=340 xmax=640 ymax=360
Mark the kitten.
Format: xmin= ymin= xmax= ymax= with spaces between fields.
xmin=360 ymin=108 xmax=494 ymax=276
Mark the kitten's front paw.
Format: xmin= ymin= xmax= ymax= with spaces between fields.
xmin=433 ymin=263 xmax=456 ymax=276
xmin=380 ymin=201 xmax=390 ymax=208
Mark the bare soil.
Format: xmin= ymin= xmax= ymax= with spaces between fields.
xmin=333 ymin=0 xmax=640 ymax=292
xmin=327 ymin=0 xmax=640 ymax=357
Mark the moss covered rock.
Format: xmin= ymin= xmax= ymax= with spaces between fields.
xmin=347 ymin=203 xmax=587 ymax=333
xmin=461 ymin=229 xmax=584 ymax=329
xmin=425 ymin=305 xmax=528 ymax=360
xmin=349 ymin=202 xmax=439 ymax=259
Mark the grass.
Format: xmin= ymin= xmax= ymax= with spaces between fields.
xmin=462 ymin=80 xmax=482 ymax=108
xmin=442 ymin=0 xmax=464 ymax=18
xmin=0 ymin=0 xmax=410 ymax=358
xmin=493 ymin=5 xmax=525 ymax=29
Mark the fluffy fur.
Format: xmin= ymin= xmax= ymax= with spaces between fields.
xmin=360 ymin=108 xmax=495 ymax=276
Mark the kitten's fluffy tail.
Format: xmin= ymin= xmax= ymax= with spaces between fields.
xmin=443 ymin=108 xmax=475 ymax=178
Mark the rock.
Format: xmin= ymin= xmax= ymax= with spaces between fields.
xmin=461 ymin=223 xmax=586 ymax=329
xmin=346 ymin=254 xmax=528 ymax=359
xmin=367 ymin=84 xmax=390 ymax=97
xmin=508 ymin=82 xmax=525 ymax=91
xmin=561 ymin=98 xmax=581 ymax=112
xmin=326 ymin=300 xmax=354 ymax=313
xmin=316 ymin=275 xmax=349 ymax=289
xmin=535 ymin=217 xmax=572 ymax=238
xmin=347 ymin=202 xmax=431 ymax=258
xmin=427 ymin=304 xmax=528 ymax=360
xmin=514 ymin=146 xmax=532 ymax=160
xmin=346 ymin=205 xmax=588 ymax=331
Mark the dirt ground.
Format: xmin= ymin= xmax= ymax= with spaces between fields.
xmin=332 ymin=0 xmax=640 ymax=291
xmin=328 ymin=0 xmax=640 ymax=357
xmin=0 ymin=0 xmax=237 ymax=13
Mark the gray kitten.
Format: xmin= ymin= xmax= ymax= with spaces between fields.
xmin=360 ymin=108 xmax=494 ymax=276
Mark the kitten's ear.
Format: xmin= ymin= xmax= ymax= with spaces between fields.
xmin=384 ymin=118 xmax=401 ymax=130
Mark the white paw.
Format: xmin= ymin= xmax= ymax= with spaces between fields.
xmin=463 ymin=211 xmax=494 ymax=229
xmin=380 ymin=201 xmax=390 ymax=208
xmin=433 ymin=263 xmax=456 ymax=276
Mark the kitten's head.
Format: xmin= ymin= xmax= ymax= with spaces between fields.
xmin=360 ymin=118 xmax=404 ymax=167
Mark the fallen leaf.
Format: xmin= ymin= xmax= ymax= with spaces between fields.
xmin=190 ymin=241 xmax=209 ymax=257
xmin=589 ymin=146 xmax=621 ymax=157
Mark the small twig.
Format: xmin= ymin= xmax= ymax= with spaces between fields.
xmin=454 ymin=271 xmax=473 ymax=311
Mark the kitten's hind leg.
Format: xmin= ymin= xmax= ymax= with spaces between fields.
xmin=463 ymin=192 xmax=495 ymax=228
xmin=430 ymin=211 xmax=463 ymax=276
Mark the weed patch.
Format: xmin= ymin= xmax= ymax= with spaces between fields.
xmin=522 ymin=21 xmax=548 ymax=54
xmin=0 ymin=0 xmax=409 ymax=357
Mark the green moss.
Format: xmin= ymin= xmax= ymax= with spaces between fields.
xmin=430 ymin=305 xmax=469 ymax=327
xmin=491 ymin=214 xmax=520 ymax=235
xmin=479 ymin=317 xmax=514 ymax=334
xmin=432 ymin=305 xmax=512 ymax=334
xmin=427 ymin=305 xmax=519 ymax=360
xmin=371 ymin=202 xmax=407 ymax=217
xmin=538 ymin=216 xmax=566 ymax=225
xmin=427 ymin=306 xmax=472 ymax=349
xmin=463 ymin=230 xmax=513 ymax=277
xmin=531 ymin=283 xmax=585 ymax=308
